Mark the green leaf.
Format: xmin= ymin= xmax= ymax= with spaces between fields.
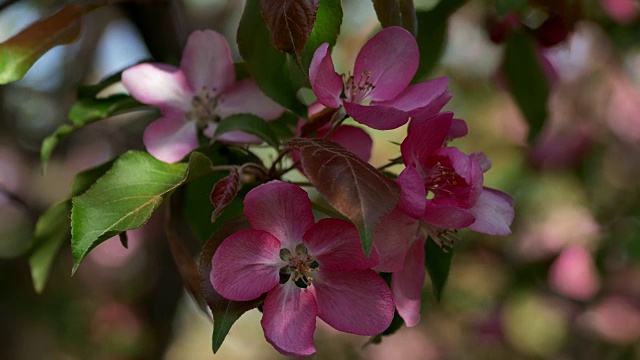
xmin=214 ymin=114 xmax=280 ymax=148
xmin=0 ymin=3 xmax=104 ymax=85
xmin=371 ymin=0 xmax=417 ymax=35
xmin=237 ymin=0 xmax=307 ymax=117
xmin=503 ymin=31 xmax=550 ymax=142
xmin=301 ymin=0 xmax=343 ymax=69
xmin=71 ymin=151 xmax=215 ymax=273
xmin=424 ymin=238 xmax=453 ymax=302
xmin=287 ymin=138 xmax=400 ymax=255
xmin=413 ymin=0 xmax=467 ymax=81
xmin=199 ymin=216 xmax=265 ymax=353
xmin=28 ymin=201 xmax=70 ymax=293
xmin=68 ymin=95 xmax=141 ymax=125
xmin=496 ymin=0 xmax=527 ymax=16
xmin=28 ymin=160 xmax=113 ymax=293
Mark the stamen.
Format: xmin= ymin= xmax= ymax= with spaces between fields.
xmin=342 ymin=71 xmax=375 ymax=103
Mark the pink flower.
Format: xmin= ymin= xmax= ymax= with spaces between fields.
xmin=549 ymin=245 xmax=600 ymax=300
xmin=122 ymin=30 xmax=284 ymax=163
xmin=309 ymin=26 xmax=451 ymax=130
xmin=376 ymin=112 xmax=514 ymax=326
xmin=210 ymin=181 xmax=394 ymax=357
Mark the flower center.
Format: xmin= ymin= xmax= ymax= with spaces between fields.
xmin=424 ymin=161 xmax=465 ymax=198
xmin=188 ymin=86 xmax=222 ymax=128
xmin=342 ymin=71 xmax=375 ymax=104
xmin=421 ymin=221 xmax=459 ymax=251
xmin=279 ymin=244 xmax=319 ymax=288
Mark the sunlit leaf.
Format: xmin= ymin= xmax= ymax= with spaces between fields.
xmin=503 ymin=31 xmax=550 ymax=142
xmin=71 ymin=151 xmax=215 ymax=273
xmin=214 ymin=114 xmax=280 ymax=149
xmin=238 ymin=0 xmax=307 ymax=116
xmin=287 ymin=138 xmax=400 ymax=255
xmin=199 ymin=216 xmax=265 ymax=353
xmin=260 ymin=0 xmax=320 ymax=60
xmin=372 ymin=0 xmax=417 ymax=35
xmin=301 ymin=0 xmax=342 ymax=69
xmin=424 ymin=237 xmax=453 ymax=301
xmin=0 ymin=3 xmax=103 ymax=84
xmin=209 ymin=167 xmax=241 ymax=223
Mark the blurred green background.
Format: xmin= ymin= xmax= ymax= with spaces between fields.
xmin=1 ymin=0 xmax=640 ymax=359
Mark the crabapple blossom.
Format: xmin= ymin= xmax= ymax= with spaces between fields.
xmin=310 ymin=26 xmax=451 ymax=130
xmin=122 ymin=30 xmax=284 ymax=163
xmin=210 ymin=181 xmax=394 ymax=357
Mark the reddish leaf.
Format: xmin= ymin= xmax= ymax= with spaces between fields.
xmin=260 ymin=0 xmax=320 ymax=59
xmin=0 ymin=3 xmax=105 ymax=84
xmin=199 ymin=216 xmax=265 ymax=353
xmin=287 ymin=138 xmax=400 ymax=255
xmin=209 ymin=167 xmax=241 ymax=223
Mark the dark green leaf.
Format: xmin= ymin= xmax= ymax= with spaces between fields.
xmin=371 ymin=0 xmax=417 ymax=35
xmin=301 ymin=0 xmax=343 ymax=69
xmin=237 ymin=0 xmax=307 ymax=116
xmin=496 ymin=0 xmax=527 ymax=17
xmin=71 ymin=151 xmax=215 ymax=273
xmin=424 ymin=237 xmax=453 ymax=301
xmin=28 ymin=201 xmax=70 ymax=293
xmin=503 ymin=31 xmax=550 ymax=142
xmin=71 ymin=160 xmax=114 ymax=197
xmin=287 ymin=138 xmax=400 ymax=255
xmin=214 ymin=114 xmax=280 ymax=148
xmin=413 ymin=0 xmax=467 ymax=81
xmin=199 ymin=216 xmax=265 ymax=353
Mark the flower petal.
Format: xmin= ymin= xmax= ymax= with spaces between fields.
xmin=244 ymin=181 xmax=315 ymax=250
xmin=373 ymin=77 xmax=449 ymax=112
xmin=449 ymin=118 xmax=469 ymax=140
xmin=210 ymin=229 xmax=284 ymax=302
xmin=309 ymin=43 xmax=343 ymax=109
xmin=327 ymin=125 xmax=372 ymax=162
xmin=304 ymin=218 xmax=379 ymax=271
xmin=261 ymin=282 xmax=317 ymax=357
xmin=470 ymin=152 xmax=492 ymax=172
xmin=343 ymin=101 xmax=409 ymax=130
xmin=467 ymin=188 xmax=515 ymax=236
xmin=180 ymin=29 xmax=234 ymax=94
xmin=122 ymin=63 xmax=193 ymax=115
xmin=402 ymin=112 xmax=453 ymax=167
xmin=353 ymin=27 xmax=419 ymax=101
xmin=397 ymin=167 xmax=427 ymax=219
xmin=392 ymin=237 xmax=425 ymax=327
xmin=313 ymin=269 xmax=394 ymax=335
xmin=423 ymin=202 xmax=476 ymax=229
xmin=143 ymin=117 xmax=198 ymax=163
xmin=372 ymin=208 xmax=418 ymax=273
xmin=217 ymin=78 xmax=284 ymax=120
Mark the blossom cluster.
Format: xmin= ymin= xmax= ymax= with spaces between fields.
xmin=122 ymin=27 xmax=514 ymax=357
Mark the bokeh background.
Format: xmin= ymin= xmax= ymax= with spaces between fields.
xmin=1 ymin=0 xmax=640 ymax=359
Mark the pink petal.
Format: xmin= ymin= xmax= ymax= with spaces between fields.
xmin=353 ymin=27 xmax=419 ymax=101
xmin=309 ymin=43 xmax=343 ymax=109
xmin=303 ymin=218 xmax=379 ymax=271
xmin=392 ymin=237 xmax=426 ymax=327
xmin=122 ymin=63 xmax=193 ymax=115
xmin=397 ymin=167 xmax=426 ymax=219
xmin=448 ymin=119 xmax=468 ymax=140
xmin=180 ymin=29 xmax=234 ymax=95
xmin=244 ymin=181 xmax=315 ymax=250
xmin=343 ymin=101 xmax=409 ymax=130
xmin=261 ymin=282 xmax=317 ymax=357
xmin=217 ymin=78 xmax=284 ymax=120
xmin=470 ymin=152 xmax=492 ymax=172
xmin=467 ymin=188 xmax=515 ymax=236
xmin=313 ymin=269 xmax=394 ymax=335
xmin=142 ymin=117 xmax=198 ymax=163
xmin=327 ymin=125 xmax=372 ymax=162
xmin=373 ymin=77 xmax=449 ymax=112
xmin=372 ymin=208 xmax=418 ymax=273
xmin=210 ymin=229 xmax=284 ymax=301
xmin=423 ymin=202 xmax=476 ymax=229
xmin=408 ymin=91 xmax=452 ymax=118
xmin=402 ymin=112 xmax=453 ymax=167
xmin=433 ymin=146 xmax=484 ymax=206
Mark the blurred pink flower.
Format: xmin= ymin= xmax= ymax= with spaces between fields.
xmin=122 ymin=30 xmax=283 ymax=163
xmin=549 ymin=245 xmax=600 ymax=300
xmin=210 ymin=181 xmax=394 ymax=357
xmin=580 ymin=296 xmax=640 ymax=344
xmin=606 ymin=72 xmax=640 ymax=144
xmin=601 ymin=0 xmax=638 ymax=23
xmin=310 ymin=26 xmax=450 ymax=130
